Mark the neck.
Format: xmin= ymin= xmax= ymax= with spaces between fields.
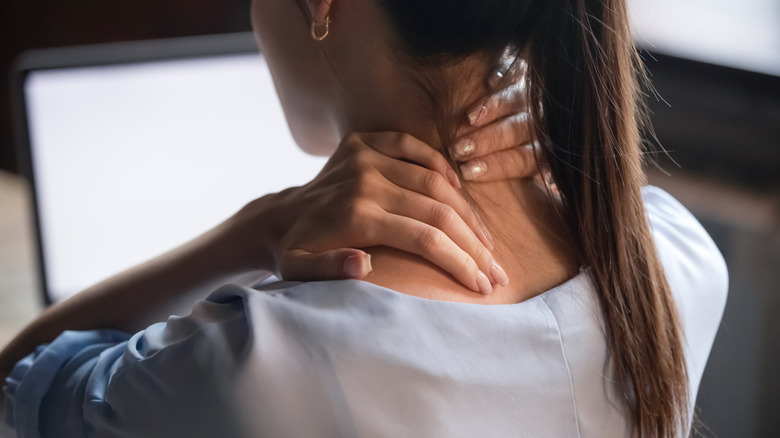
xmin=362 ymin=177 xmax=578 ymax=304
xmin=330 ymin=37 xmax=577 ymax=302
xmin=333 ymin=48 xmax=494 ymax=153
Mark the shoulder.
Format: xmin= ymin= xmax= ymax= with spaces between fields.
xmin=236 ymin=278 xmax=425 ymax=337
xmin=641 ymin=186 xmax=728 ymax=311
xmin=93 ymin=288 xmax=253 ymax=436
xmin=641 ymin=186 xmax=728 ymax=387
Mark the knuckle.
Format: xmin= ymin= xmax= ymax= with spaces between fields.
xmin=494 ymin=156 xmax=515 ymax=179
xmin=341 ymin=133 xmax=363 ymax=153
xmin=422 ymin=170 xmax=447 ymax=195
xmin=396 ymin=133 xmax=414 ymax=150
xmin=320 ymin=252 xmax=340 ymax=277
xmin=344 ymin=132 xmax=359 ymax=144
xmin=349 ymin=155 xmax=375 ymax=179
xmin=508 ymin=148 xmax=536 ymax=177
xmin=346 ymin=198 xmax=371 ymax=222
xmin=312 ymin=255 xmax=329 ymax=278
xmin=513 ymin=113 xmax=532 ymax=139
xmin=494 ymin=126 xmax=513 ymax=150
xmin=486 ymin=94 xmax=502 ymax=115
xmin=458 ymin=252 xmax=477 ymax=277
xmin=429 ymin=202 xmax=457 ymax=230
xmin=417 ymin=227 xmax=445 ymax=253
xmin=342 ymin=204 xmax=373 ymax=238
xmin=388 ymin=132 xmax=409 ymax=152
xmin=339 ymin=201 xmax=360 ymax=229
xmin=353 ymin=171 xmax=375 ymax=197
xmin=472 ymin=242 xmax=491 ymax=266
xmin=431 ymin=150 xmax=449 ymax=171
xmin=507 ymin=80 xmax=525 ymax=99
xmin=353 ymin=145 xmax=372 ymax=163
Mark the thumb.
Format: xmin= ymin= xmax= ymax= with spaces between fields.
xmin=280 ymin=248 xmax=373 ymax=281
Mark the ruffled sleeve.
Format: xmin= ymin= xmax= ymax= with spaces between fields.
xmin=3 ymin=284 xmax=252 ymax=438
xmin=4 ymin=330 xmax=130 ymax=438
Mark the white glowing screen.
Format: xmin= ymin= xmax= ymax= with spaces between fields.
xmin=25 ymin=54 xmax=328 ymax=302
xmin=630 ymin=0 xmax=780 ymax=76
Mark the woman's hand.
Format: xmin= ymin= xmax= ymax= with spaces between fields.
xmin=451 ymin=61 xmax=540 ymax=183
xmin=0 ymin=65 xmax=541 ymax=387
xmin=250 ymin=132 xmax=505 ymax=295
xmin=255 ymin=72 xmax=540 ymax=292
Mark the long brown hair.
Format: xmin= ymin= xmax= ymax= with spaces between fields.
xmin=379 ymin=0 xmax=689 ymax=436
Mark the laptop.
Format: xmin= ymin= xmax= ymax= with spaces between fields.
xmin=12 ymin=32 xmax=328 ymax=305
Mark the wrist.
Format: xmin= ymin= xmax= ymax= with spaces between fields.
xmin=229 ymin=189 xmax=293 ymax=275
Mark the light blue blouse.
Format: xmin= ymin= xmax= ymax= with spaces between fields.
xmin=3 ymin=187 xmax=728 ymax=437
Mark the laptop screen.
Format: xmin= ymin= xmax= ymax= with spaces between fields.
xmin=18 ymin=34 xmax=328 ymax=303
xmin=629 ymin=0 xmax=780 ymax=76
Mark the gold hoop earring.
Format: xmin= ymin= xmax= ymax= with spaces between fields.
xmin=311 ymin=16 xmax=331 ymax=41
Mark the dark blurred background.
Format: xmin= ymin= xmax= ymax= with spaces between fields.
xmin=0 ymin=0 xmax=778 ymax=437
xmin=0 ymin=0 xmax=252 ymax=173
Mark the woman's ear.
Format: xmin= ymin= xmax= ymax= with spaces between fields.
xmin=307 ymin=0 xmax=334 ymax=25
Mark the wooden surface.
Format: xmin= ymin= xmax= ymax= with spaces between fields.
xmin=0 ymin=171 xmax=41 ymax=350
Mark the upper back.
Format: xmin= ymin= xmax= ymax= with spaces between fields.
xmin=228 ymin=186 xmax=726 ymax=437
xmin=73 ymin=187 xmax=725 ymax=438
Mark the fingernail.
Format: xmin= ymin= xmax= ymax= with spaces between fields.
xmin=488 ymin=69 xmax=504 ymax=88
xmin=460 ymin=159 xmax=487 ymax=181
xmin=453 ymin=138 xmax=476 ymax=159
xmin=490 ymin=261 xmax=509 ymax=286
xmin=343 ymin=253 xmax=372 ymax=277
xmin=446 ymin=168 xmax=462 ymax=189
xmin=468 ymin=104 xmax=488 ymax=126
xmin=476 ymin=270 xmax=493 ymax=295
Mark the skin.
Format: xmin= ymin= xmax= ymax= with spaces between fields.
xmin=0 ymin=0 xmax=546 ymax=408
xmin=253 ymin=0 xmax=578 ymax=304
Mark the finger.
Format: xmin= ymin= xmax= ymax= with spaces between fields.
xmin=487 ymin=56 xmax=528 ymax=89
xmin=467 ymin=76 xmax=528 ymax=128
xmin=361 ymin=132 xmax=461 ymax=188
xmin=453 ymin=112 xmax=533 ymax=161
xmin=280 ymin=248 xmax=372 ymax=281
xmin=382 ymin=188 xmax=505 ymax=287
xmin=460 ymin=143 xmax=539 ymax=182
xmin=371 ymin=213 xmax=495 ymax=295
xmin=484 ymin=48 xmax=526 ymax=89
xmin=376 ymin=159 xmax=494 ymax=249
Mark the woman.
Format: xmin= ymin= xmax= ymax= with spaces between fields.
xmin=2 ymin=0 xmax=727 ymax=437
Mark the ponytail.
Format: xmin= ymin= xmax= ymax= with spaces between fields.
xmin=379 ymin=1 xmax=690 ymax=435
xmin=527 ymin=0 xmax=689 ymax=435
